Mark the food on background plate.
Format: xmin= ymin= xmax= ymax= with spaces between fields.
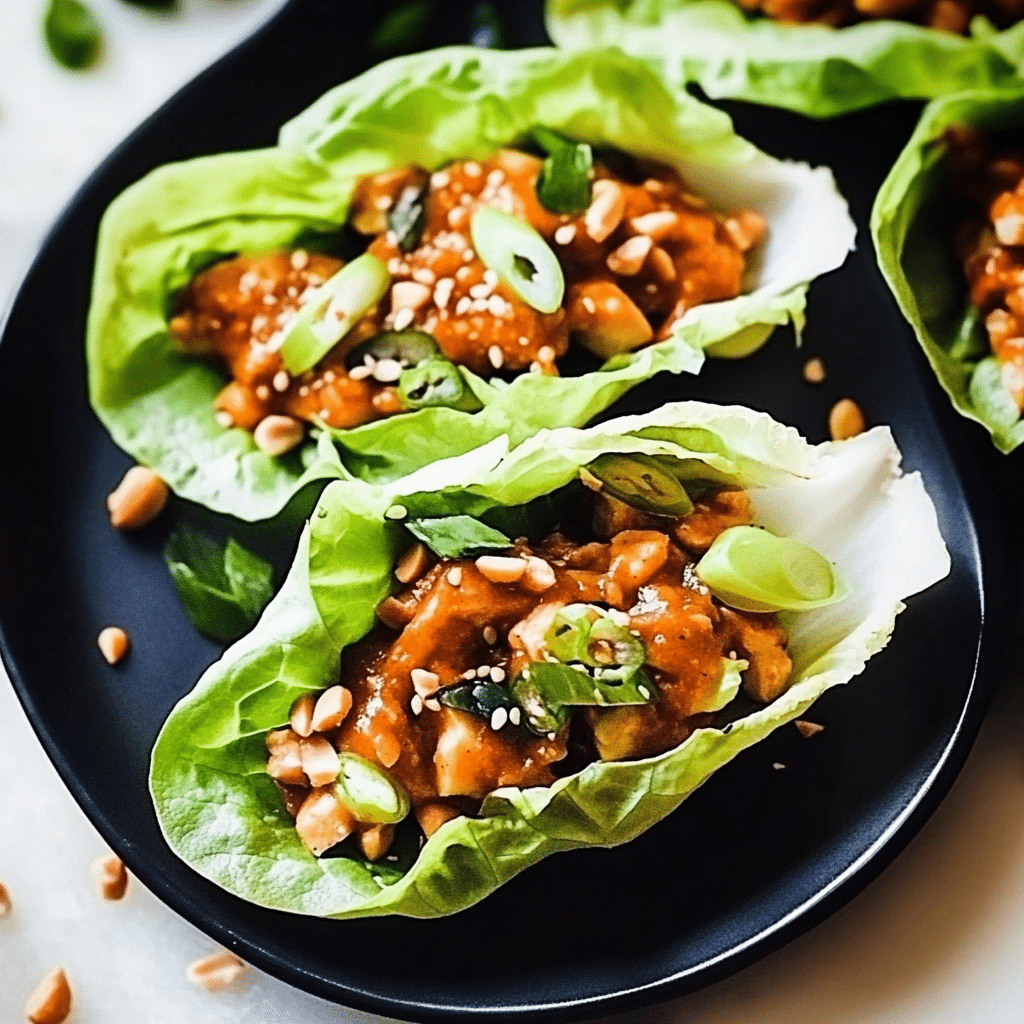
xmin=169 ymin=139 xmax=766 ymax=440
xmin=546 ymin=0 xmax=1024 ymax=119
xmin=88 ymin=46 xmax=853 ymax=521
xmin=872 ymin=85 xmax=1024 ymax=452
xmin=150 ymin=401 xmax=950 ymax=919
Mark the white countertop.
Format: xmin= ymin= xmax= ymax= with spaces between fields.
xmin=3 ymin=3 xmax=1024 ymax=1021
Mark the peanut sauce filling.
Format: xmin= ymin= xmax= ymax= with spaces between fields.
xmin=946 ymin=126 xmax=1024 ymax=408
xmin=169 ymin=146 xmax=765 ymax=442
xmin=266 ymin=488 xmax=792 ymax=862
xmin=729 ymin=0 xmax=1020 ymax=33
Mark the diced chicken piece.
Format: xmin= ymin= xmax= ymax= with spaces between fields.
xmin=605 ymin=530 xmax=670 ymax=599
xmin=266 ymin=733 xmax=306 ymax=787
xmin=508 ymin=602 xmax=564 ymax=663
xmin=415 ymin=801 xmax=463 ymax=838
xmin=592 ymin=492 xmax=662 ymax=540
xmin=567 ymin=281 xmax=654 ymax=359
xmin=358 ymin=823 xmax=396 ymax=861
xmin=722 ymin=608 xmax=793 ymax=703
xmin=295 ymin=788 xmax=356 ymax=856
xmin=673 ymin=488 xmax=752 ymax=554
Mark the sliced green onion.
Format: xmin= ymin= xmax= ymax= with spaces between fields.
xmin=398 ymin=358 xmax=465 ymax=409
xmin=695 ymin=525 xmax=848 ymax=613
xmin=653 ymin=456 xmax=741 ymax=493
xmin=532 ymin=127 xmax=593 ymax=216
xmin=588 ymin=617 xmax=645 ymax=669
xmin=345 ymin=329 xmax=439 ymax=373
xmin=389 ymin=182 xmax=428 ymax=253
xmin=512 ymin=662 xmax=656 ymax=735
xmin=586 ymin=453 xmax=694 ymax=517
xmin=470 ymin=206 xmax=564 ymax=314
xmin=279 ymin=254 xmax=390 ymax=376
xmin=545 ymin=604 xmax=600 ymax=664
xmin=45 ymin=0 xmax=102 ymax=70
xmin=334 ymin=752 xmax=409 ymax=824
xmin=439 ymin=681 xmax=514 ymax=720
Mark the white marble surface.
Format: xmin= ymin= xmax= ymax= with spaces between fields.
xmin=4 ymin=3 xmax=1024 ymax=1022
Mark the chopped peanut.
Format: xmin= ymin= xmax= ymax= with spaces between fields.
xmin=802 ymin=357 xmax=826 ymax=384
xmin=395 ymin=542 xmax=432 ymax=584
xmin=289 ymin=693 xmax=316 ymax=738
xmin=107 ymin=466 xmax=168 ymax=530
xmin=475 ymin=555 xmax=528 ymax=584
xmin=186 ymin=950 xmax=246 ymax=992
xmin=253 ymin=414 xmax=304 ymax=457
xmin=97 ymin=626 xmax=130 ymax=665
xmin=359 ymin=823 xmax=396 ymax=861
xmin=0 ymin=882 xmax=10 ymax=917
xmin=299 ymin=736 xmax=340 ymax=787
xmin=415 ymin=801 xmax=462 ymax=838
xmin=295 ymin=788 xmax=355 ymax=855
xmin=25 ymin=969 xmax=71 ymax=1024
xmin=795 ymin=719 xmax=826 ymax=738
xmin=91 ymin=853 xmax=129 ymax=901
xmin=311 ymin=686 xmax=353 ymax=732
xmin=829 ymin=398 xmax=866 ymax=441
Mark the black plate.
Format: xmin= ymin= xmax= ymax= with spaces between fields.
xmin=0 ymin=2 xmax=1014 ymax=1020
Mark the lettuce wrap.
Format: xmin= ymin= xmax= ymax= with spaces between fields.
xmin=88 ymin=45 xmax=854 ymax=521
xmin=872 ymin=84 xmax=1024 ymax=451
xmin=150 ymin=401 xmax=950 ymax=919
xmin=547 ymin=0 xmax=1024 ymax=119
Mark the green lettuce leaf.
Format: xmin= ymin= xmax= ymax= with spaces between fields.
xmin=546 ymin=0 xmax=1024 ymax=119
xmin=871 ymin=84 xmax=1024 ymax=451
xmin=88 ymin=45 xmax=853 ymax=518
xmin=150 ymin=401 xmax=950 ymax=919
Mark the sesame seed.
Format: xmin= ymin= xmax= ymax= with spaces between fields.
xmin=392 ymin=307 xmax=415 ymax=332
xmin=465 ymin=161 xmax=482 ymax=177
xmin=487 ymin=295 xmax=507 ymax=318
xmin=463 ymin=249 xmax=475 ymax=262
xmin=476 ymin=665 xmax=490 ymax=678
xmin=349 ymin=365 xmax=371 ymax=380
xmin=262 ymin=293 xmax=277 ymax=306
xmin=412 ymin=267 xmax=436 ymax=285
xmin=214 ymin=411 xmax=234 ymax=428
xmin=364 ymin=353 xmax=377 ymax=368
xmin=384 ymin=504 xmax=407 ymax=520
xmin=471 ymin=297 xmax=489 ymax=313
xmin=538 ymin=345 xmax=555 ymax=363
xmin=483 ymin=269 xmax=499 ymax=287
xmin=554 ymin=224 xmax=576 ymax=245
xmin=411 ymin=694 xmax=424 ymax=715
xmin=509 ymin=707 xmax=521 ymax=726
xmin=323 ymin=369 xmax=336 ymax=382
xmin=319 ymin=409 xmax=330 ymax=420
xmin=255 ymin=384 xmax=271 ymax=401
xmin=486 ymin=169 xmax=505 ymax=187
xmin=483 ymin=626 xmax=498 ymax=645
xmin=447 ymin=566 xmax=463 ymax=586
xmin=455 ymin=296 xmax=472 ymax=317
xmin=518 ymin=335 xmax=529 ymax=346
xmin=431 ymin=170 xmax=450 ymax=188
xmin=463 ymin=669 xmax=477 ymax=680
xmin=290 ymin=249 xmax=309 ymax=270
xmin=298 ymin=385 xmax=310 ymax=397
xmin=582 ymin=296 xmax=596 ymax=314
xmin=373 ymin=358 xmax=403 ymax=383
xmin=490 ymin=667 xmax=506 ymax=683
xmin=488 ymin=345 xmax=504 ymax=369
xmin=547 ymin=732 xmax=556 ymax=741
xmin=490 ymin=707 xmax=508 ymax=730
xmin=469 ymin=282 xmax=492 ymax=299
xmin=388 ymin=257 xmax=403 ymax=274
xmin=638 ymin=685 xmax=651 ymax=700
xmin=273 ymin=370 xmax=290 ymax=392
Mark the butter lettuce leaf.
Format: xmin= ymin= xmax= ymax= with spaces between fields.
xmin=871 ymin=84 xmax=1024 ymax=452
xmin=150 ymin=401 xmax=949 ymax=918
xmin=547 ymin=0 xmax=1024 ymax=119
xmin=89 ymin=45 xmax=853 ymax=518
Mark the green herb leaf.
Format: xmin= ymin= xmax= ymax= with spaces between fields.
xmin=44 ymin=0 xmax=102 ymax=70
xmin=532 ymin=126 xmax=593 ymax=215
xmin=164 ymin=528 xmax=274 ymax=643
xmin=405 ymin=516 xmax=510 ymax=559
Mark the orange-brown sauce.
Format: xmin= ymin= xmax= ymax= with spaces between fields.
xmin=268 ymin=488 xmax=793 ymax=858
xmin=729 ymin=0 xmax=1021 ymax=32
xmin=170 ymin=145 xmax=764 ymax=438
xmin=946 ymin=126 xmax=1024 ymax=407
